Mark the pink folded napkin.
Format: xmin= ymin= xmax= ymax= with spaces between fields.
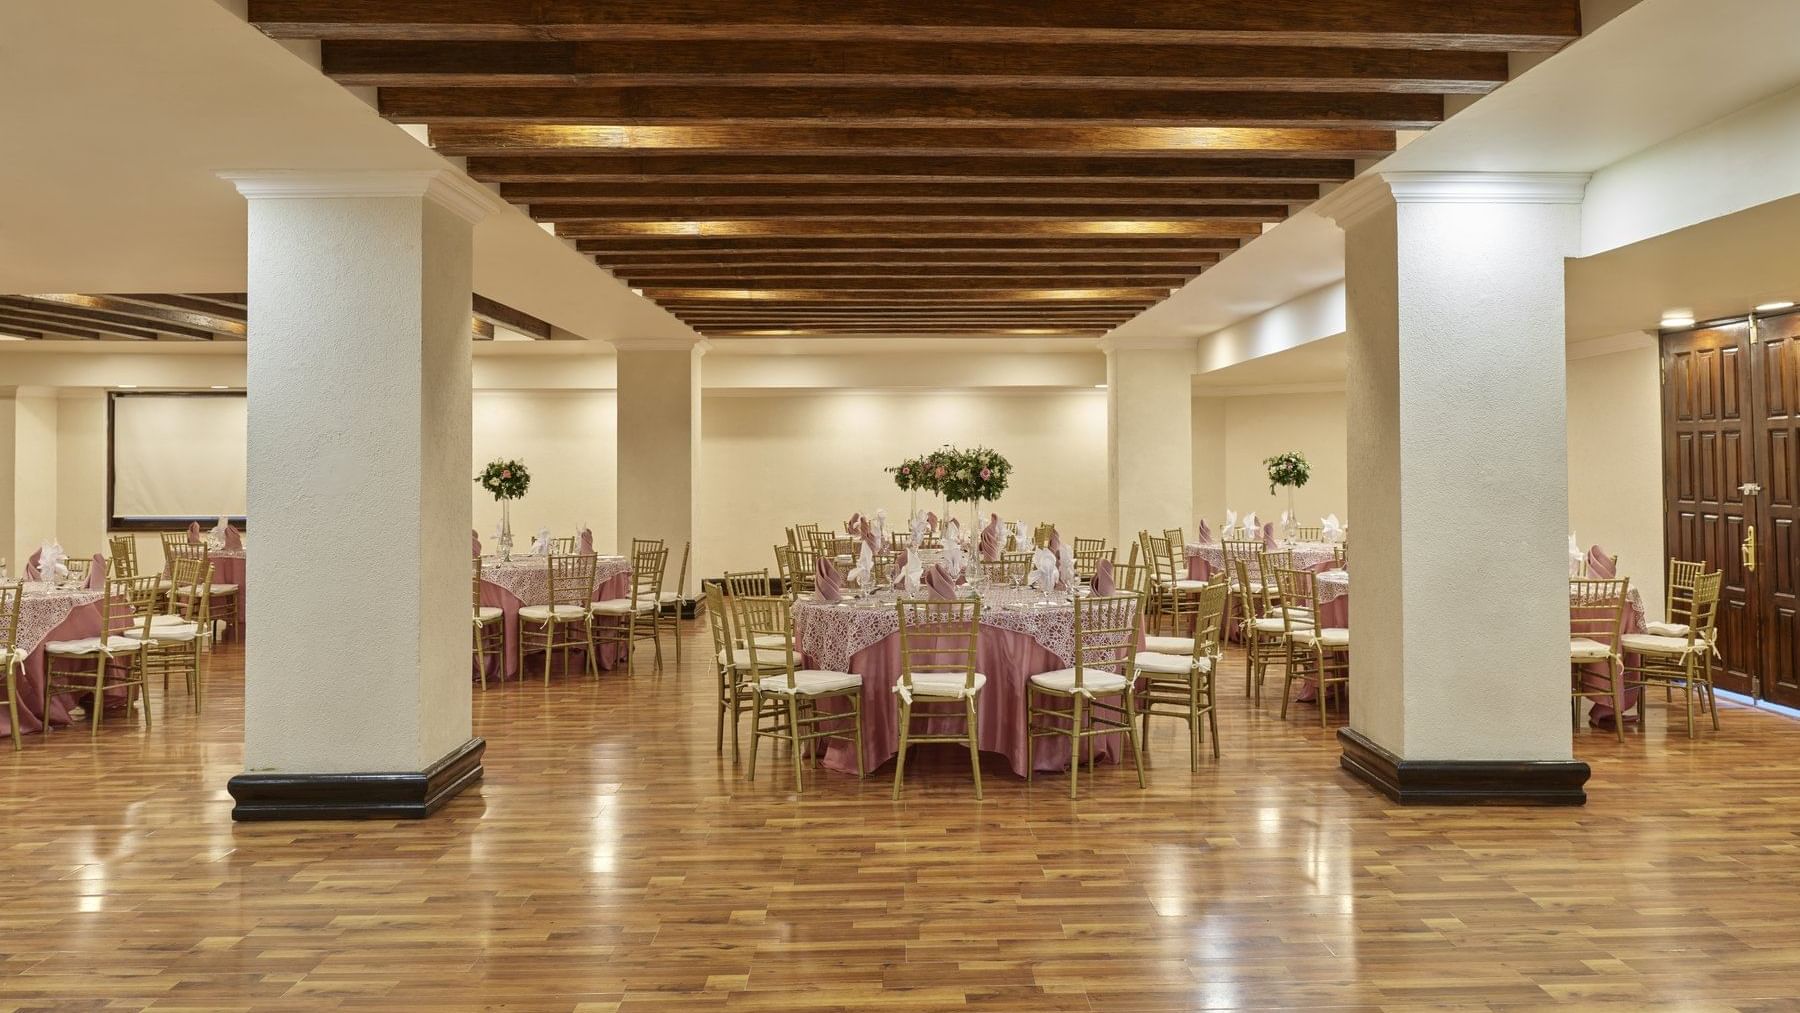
xmin=1092 ymin=558 xmax=1115 ymax=595
xmin=1196 ymin=518 xmax=1214 ymax=545
xmin=979 ymin=513 xmax=1003 ymax=562
xmin=813 ymin=555 xmax=842 ymax=602
xmin=925 ymin=511 xmax=937 ymax=535
xmin=844 ymin=512 xmax=861 ymax=534
xmin=1586 ymin=545 xmax=1617 ymax=579
xmin=859 ymin=518 xmax=879 ymax=554
xmin=85 ymin=553 xmax=106 ymax=589
xmin=223 ymin=525 xmax=243 ymax=551
xmin=186 ymin=521 xmax=202 ymax=544
xmin=577 ymin=527 xmax=595 ymax=555
xmin=925 ymin=563 xmax=958 ymax=601
xmin=24 ymin=549 xmax=41 ymax=581
xmin=471 ymin=529 xmax=482 ymax=557
xmin=1048 ymin=528 xmax=1063 ymax=555
xmin=1262 ymin=522 xmax=1277 ymax=550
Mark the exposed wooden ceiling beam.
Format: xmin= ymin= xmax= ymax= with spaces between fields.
xmin=382 ymin=86 xmax=1442 ymax=130
xmin=426 ymin=124 xmax=1398 ymax=158
xmin=647 ymin=287 xmax=1169 ymax=302
xmin=533 ymin=202 xmax=1285 ymax=223
xmin=501 ymin=180 xmax=1322 ymax=203
xmin=249 ymin=1 xmax=1582 ymax=50
xmin=610 ymin=262 xmax=1215 ymax=277
xmin=0 ymin=316 xmax=81 ymax=340
xmin=467 ymin=155 xmax=1358 ymax=183
xmin=324 ymin=39 xmax=1508 ymax=93
xmin=471 ymin=317 xmax=496 ymax=340
xmin=0 ymin=305 xmax=155 ymax=341
xmin=558 ymin=220 xmax=1263 ymax=239
xmin=627 ymin=276 xmax=1194 ymax=291
xmin=471 ymin=293 xmax=553 ymax=339
xmin=110 ymin=293 xmax=250 ymax=323
xmin=577 ymin=236 xmax=1246 ymax=254
xmin=600 ymin=257 xmax=1222 ymax=273
xmin=27 ymin=293 xmax=247 ymax=337
xmin=696 ymin=329 xmax=1113 ymax=337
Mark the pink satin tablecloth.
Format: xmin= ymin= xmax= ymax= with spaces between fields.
xmin=1 ymin=586 xmax=127 ymax=737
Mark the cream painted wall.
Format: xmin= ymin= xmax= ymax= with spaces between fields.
xmin=13 ymin=389 xmax=59 ymax=568
xmin=55 ymin=390 xmax=108 ymax=559
xmin=0 ymin=395 xmax=13 ymax=573
xmin=700 ymin=389 xmax=1109 ymax=576
xmin=470 ymin=390 xmax=617 ymax=554
xmin=1192 ymin=391 xmax=1350 ymax=531
xmin=1568 ymin=340 xmax=1665 ymax=617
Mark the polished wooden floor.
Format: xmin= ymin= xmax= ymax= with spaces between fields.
xmin=5 ymin=628 xmax=1800 ymax=1011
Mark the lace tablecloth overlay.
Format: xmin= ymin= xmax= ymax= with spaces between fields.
xmin=1309 ymin=570 xmax=1647 ymax=627
xmin=17 ymin=584 xmax=103 ymax=653
xmin=794 ymin=585 xmax=1079 ymax=674
xmin=1188 ymin=541 xmax=1339 ymax=575
xmin=480 ymin=555 xmax=632 ymax=607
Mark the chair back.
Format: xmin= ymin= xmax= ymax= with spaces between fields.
xmin=627 ymin=545 xmax=666 ymax=607
xmin=64 ymin=556 xmax=94 ymax=585
xmin=786 ymin=541 xmax=819 ymax=597
xmin=1666 ymin=558 xmax=1707 ymax=625
xmin=1273 ymin=567 xmax=1321 ymax=638
xmin=629 ymin=537 xmax=664 ymax=561
xmin=109 ymin=535 xmax=139 ymax=578
xmin=159 ymin=531 xmax=189 ymax=567
xmin=1191 ymin=579 xmax=1231 ymax=663
xmin=1033 ymin=522 xmax=1056 ymax=549
xmin=1162 ymin=528 xmax=1186 ymax=549
xmin=1234 ymin=558 xmax=1279 ymax=623
xmin=1073 ymin=545 xmax=1115 ymax=580
xmin=546 ymin=553 xmax=599 ymax=609
xmin=470 ymin=558 xmax=487 ymax=618
xmin=1294 ymin=525 xmax=1323 ymax=542
xmin=1221 ymin=539 xmax=1264 ymax=587
xmin=792 ymin=522 xmax=819 ymax=549
xmin=989 ymin=551 xmax=1032 ymax=586
xmin=725 ymin=568 xmax=773 ymax=599
xmin=1682 ymin=569 xmax=1724 ymax=641
xmin=1141 ymin=532 xmax=1178 ymax=588
xmin=895 ymin=598 xmax=982 ymax=696
xmin=1109 ymin=560 xmax=1151 ymax=596
xmin=736 ymin=595 xmax=798 ymax=685
xmin=169 ymin=557 xmax=213 ymax=625
xmin=107 ymin=574 xmax=159 ymax=640
xmin=667 ymin=540 xmax=691 ymax=601
xmin=1072 ymin=537 xmax=1106 ymax=556
xmin=704 ymin=584 xmax=737 ymax=672
xmin=0 ymin=581 xmax=22 ymax=666
xmin=1332 ymin=543 xmax=1347 ymax=569
xmin=1068 ymin=592 xmax=1142 ymax=693
xmin=1569 ymin=577 xmax=1631 ymax=657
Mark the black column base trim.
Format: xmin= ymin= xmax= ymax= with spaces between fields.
xmin=1338 ymin=728 xmax=1589 ymax=805
xmin=228 ymin=737 xmax=485 ymax=821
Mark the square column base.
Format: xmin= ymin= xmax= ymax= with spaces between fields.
xmin=1338 ymin=729 xmax=1590 ymax=806
xmin=227 ymin=738 xmax=485 ymax=821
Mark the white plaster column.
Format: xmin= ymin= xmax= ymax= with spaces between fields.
xmin=222 ymin=170 xmax=500 ymax=819
xmin=1324 ymin=172 xmax=1591 ymax=802
xmin=1102 ymin=336 xmax=1195 ymax=550
xmin=7 ymin=387 xmax=59 ymax=568
xmin=613 ymin=337 xmax=704 ymax=588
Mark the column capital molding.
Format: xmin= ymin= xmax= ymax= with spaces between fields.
xmin=607 ymin=336 xmax=711 ymax=355
xmin=1097 ymin=333 xmax=1196 ymax=354
xmin=218 ymin=169 xmax=505 ymax=225
xmin=1318 ymin=171 xmax=1591 ymax=230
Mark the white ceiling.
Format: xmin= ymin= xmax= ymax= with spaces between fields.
xmin=0 ymin=0 xmax=692 ymax=344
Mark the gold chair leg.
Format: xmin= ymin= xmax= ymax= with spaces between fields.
xmin=1126 ymin=690 xmax=1146 ymax=790
xmin=1023 ymin=690 xmax=1035 ymax=782
xmin=1068 ymin=696 xmax=1083 ymax=800
xmin=1208 ymin=675 xmax=1220 ymax=759
xmin=786 ymin=695 xmax=806 ymax=792
xmin=746 ymin=692 xmax=764 ymax=782
xmin=893 ymin=698 xmax=912 ymax=800
xmin=1189 ymin=681 xmax=1201 ymax=773
xmin=1610 ymin=663 xmax=1624 ymax=742
xmin=5 ymin=672 xmax=18 ymax=750
xmin=965 ymin=695 xmax=982 ymax=800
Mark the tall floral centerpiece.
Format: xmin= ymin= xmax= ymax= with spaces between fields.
xmin=887 ymin=454 xmax=934 ymax=520
xmin=476 ymin=458 xmax=531 ymax=561
xmin=935 ymin=445 xmax=1013 ymax=542
xmin=1264 ymin=451 xmax=1311 ymax=543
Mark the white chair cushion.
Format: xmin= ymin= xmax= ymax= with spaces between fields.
xmin=1144 ymin=635 xmax=1194 ymax=654
xmin=1290 ymin=628 xmax=1350 ymax=648
xmin=657 ymin=591 xmax=684 ymax=603
xmin=1250 ymin=617 xmax=1291 ymax=634
xmin=519 ymin=604 xmax=589 ymax=621
xmin=1621 ymin=633 xmax=1707 ymax=655
xmin=1029 ymin=667 xmax=1129 ymax=695
xmin=1134 ymin=651 xmax=1206 ymax=676
xmin=474 ymin=606 xmax=504 ymax=623
xmin=1570 ymin=637 xmax=1615 ymax=661
xmin=1645 ymin=621 xmax=1692 ymax=638
xmin=46 ymin=635 xmax=151 ymax=656
xmin=1273 ymin=607 xmax=1315 ymax=619
xmin=757 ymin=670 xmax=862 ymax=695
xmin=716 ymin=649 xmax=761 ymax=669
xmin=737 ymin=634 xmax=787 ymax=651
xmin=1172 ymin=579 xmax=1207 ymax=590
xmin=591 ymin=597 xmax=657 ymax=615
xmin=901 ymin=671 xmax=987 ymax=698
xmin=173 ymin=583 xmax=238 ymax=596
xmin=128 ymin=621 xmax=198 ymax=643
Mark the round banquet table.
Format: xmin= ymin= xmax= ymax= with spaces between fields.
xmin=478 ymin=554 xmax=633 ymax=681
xmin=793 ymin=585 xmax=1137 ymax=777
xmin=1 ymin=583 xmax=128 ymax=738
xmin=1300 ymin=569 xmax=1649 ymax=725
xmin=1186 ymin=540 xmax=1340 ymax=581
xmin=160 ymin=547 xmax=247 ymax=640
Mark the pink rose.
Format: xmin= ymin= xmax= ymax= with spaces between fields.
xmin=979 ymin=467 xmax=991 ymax=480
xmin=934 ymin=466 xmax=947 ymax=479
xmin=500 ymin=469 xmax=511 ymax=478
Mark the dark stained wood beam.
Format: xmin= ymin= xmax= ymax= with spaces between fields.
xmin=0 ymin=316 xmax=76 ymax=340
xmin=28 ymin=293 xmax=246 ymax=337
xmin=501 ymin=180 xmax=1321 ymax=204
xmin=467 ymin=154 xmax=1357 ymax=183
xmin=427 ymin=125 xmax=1397 ymax=158
xmin=532 ymin=202 xmax=1284 ymax=223
xmin=325 ymin=39 xmax=1508 ymax=93
xmin=0 ymin=301 xmax=169 ymax=341
xmin=623 ymin=275 xmax=1193 ymax=290
xmin=471 ymin=293 xmax=553 ymax=339
xmin=557 ymin=220 xmax=1263 ymax=239
xmin=610 ymin=261 xmax=1215 ymax=278
xmin=381 ymin=86 xmax=1442 ymax=130
xmin=111 ymin=293 xmax=250 ymax=323
xmin=576 ymin=236 xmax=1245 ymax=254
xmin=646 ymin=286 xmax=1170 ymax=301
xmin=598 ymin=254 xmax=1222 ymax=272
xmin=249 ymin=1 xmax=1583 ymax=50
xmin=471 ymin=317 xmax=496 ymax=340
xmin=696 ymin=328 xmax=1113 ymax=337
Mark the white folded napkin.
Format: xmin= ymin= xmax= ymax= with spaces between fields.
xmin=941 ymin=532 xmax=965 ymax=578
xmin=1569 ymin=532 xmax=1583 ymax=576
xmin=1031 ymin=547 xmax=1059 ymax=594
xmin=1321 ymin=514 xmax=1343 ymax=543
xmin=909 ymin=511 xmax=928 ymax=548
xmin=1057 ymin=542 xmax=1076 ymax=589
xmin=1244 ymin=512 xmax=1259 ymax=536
xmin=903 ymin=550 xmax=924 ymax=593
xmin=849 ymin=542 xmax=874 ymax=588
xmin=944 ymin=518 xmax=961 ymax=547
xmin=1225 ymin=509 xmax=1238 ymax=539
xmin=532 ymin=527 xmax=552 ymax=556
xmin=873 ymin=508 xmax=887 ymax=547
xmin=39 ymin=541 xmax=69 ymax=582
xmin=1012 ymin=520 xmax=1030 ymax=552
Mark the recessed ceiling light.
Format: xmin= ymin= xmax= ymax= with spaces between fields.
xmin=630 ymin=288 xmax=644 ymax=297
xmin=1660 ymin=309 xmax=1695 ymax=329
xmin=116 ymin=384 xmax=137 ymax=389
xmin=1094 ymin=384 xmax=1107 ymax=389
xmin=210 ymin=385 xmax=230 ymax=390
xmin=1756 ymin=300 xmax=1795 ymax=313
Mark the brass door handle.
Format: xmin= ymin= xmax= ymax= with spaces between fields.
xmin=1743 ymin=524 xmax=1758 ymax=573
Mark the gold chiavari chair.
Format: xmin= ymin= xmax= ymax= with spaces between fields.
xmin=1024 ymin=591 xmax=1147 ymax=799
xmin=1110 ymin=560 xmax=1152 ymax=598
xmin=1073 ymin=545 xmax=1115 ymax=581
xmin=1570 ymin=577 xmax=1631 ymax=742
xmin=1623 ymin=569 xmax=1723 ymax=738
xmin=792 ymin=523 xmax=820 ymax=550
xmin=785 ymin=542 xmax=820 ymax=598
xmin=1072 ymin=536 xmax=1107 ymax=557
xmin=1219 ymin=538 xmax=1267 ymax=644
xmin=772 ymin=545 xmax=799 ymax=600
xmin=1332 ymin=543 xmax=1347 ymax=569
xmin=893 ymin=597 xmax=986 ymax=800
xmin=0 ymin=582 xmax=23 ymax=749
xmin=128 ymin=557 xmax=209 ymax=713
xmin=982 ymin=552 xmax=1031 ymax=588
xmin=549 ymin=536 xmax=576 ymax=555
xmin=1275 ymin=567 xmax=1350 ymax=728
xmin=656 ymin=540 xmax=691 ymax=663
xmin=1138 ymin=531 xmax=1173 ymax=632
xmin=1033 ymin=522 xmax=1056 ymax=549
xmin=739 ymin=595 xmax=864 ymax=793
xmin=1648 ymin=559 xmax=1708 ymax=638
xmin=1136 ymin=577 xmax=1229 ymax=769
xmin=1236 ymin=558 xmax=1292 ymax=705
xmin=472 ymin=558 xmax=505 ymax=690
xmin=520 ymin=553 xmax=598 ymax=683
xmin=1162 ymin=528 xmax=1186 ymax=552
xmin=1294 ymin=525 xmax=1323 ymax=542
xmin=63 ymin=556 xmax=93 ymax=585
xmin=166 ymin=541 xmax=239 ymax=647
xmin=705 ymin=584 xmax=759 ymax=760
xmin=44 ymin=574 xmax=158 ymax=734
xmin=592 ymin=545 xmax=666 ymax=674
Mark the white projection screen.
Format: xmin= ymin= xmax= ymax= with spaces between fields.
xmin=109 ymin=393 xmax=247 ymax=526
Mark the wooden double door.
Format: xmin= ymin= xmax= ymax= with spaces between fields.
xmin=1661 ymin=309 xmax=1800 ymax=707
